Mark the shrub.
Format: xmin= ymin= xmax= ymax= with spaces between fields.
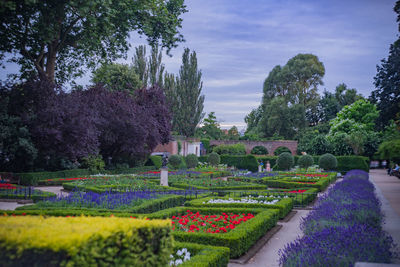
xmin=200 ymin=138 xmax=210 ymax=153
xmin=0 ymin=216 xmax=173 ymax=266
xmin=185 ymin=154 xmax=199 ymax=169
xmin=149 ymin=155 xmax=162 ymax=169
xmin=220 ymin=155 xmax=258 ymax=172
xmin=175 ymin=242 xmax=230 ymax=267
xmin=208 ymin=153 xmax=220 ymax=166
xmin=213 ymin=144 xmax=246 ymax=155
xmin=251 ymin=146 xmax=269 ymax=155
xmin=81 ymin=154 xmax=105 ymax=173
xmin=319 ymin=153 xmax=337 ymax=170
xmin=298 ymin=155 xmax=314 ymax=169
xmin=274 ymin=146 xmax=291 ymax=156
xmin=169 ymin=155 xmax=182 ymax=169
xmin=276 ymin=152 xmax=294 ymax=170
xmin=336 ymin=156 xmax=369 ymax=173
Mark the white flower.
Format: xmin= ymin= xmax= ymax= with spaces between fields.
xmin=170 ymin=254 xmax=174 ymax=258
xmin=181 ymin=248 xmax=188 ymax=254
xmin=177 ymin=249 xmax=183 ymax=256
xmin=169 ymin=260 xmax=175 ymax=266
xmin=175 ymin=259 xmax=183 ymax=265
xmin=184 ymin=252 xmax=191 ymax=261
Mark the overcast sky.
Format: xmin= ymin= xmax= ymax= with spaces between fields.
xmin=1 ymin=0 xmax=398 ymax=130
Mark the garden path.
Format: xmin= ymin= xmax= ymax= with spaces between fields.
xmin=369 ymin=169 xmax=400 ymax=264
xmin=34 ymin=186 xmax=69 ymax=197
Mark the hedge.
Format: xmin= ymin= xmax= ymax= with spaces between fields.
xmin=3 ymin=209 xmax=143 ymax=218
xmin=267 ymin=188 xmax=319 ymax=206
xmin=0 ymin=191 xmax=55 ymax=202
xmin=0 ymin=216 xmax=172 ymax=266
xmin=16 ymin=166 xmax=157 ymax=186
xmin=174 ymin=242 xmax=230 ymax=267
xmin=184 ymin=196 xmax=293 ymax=219
xmin=62 ymin=181 xmax=183 ymax=193
xmin=262 ymin=177 xmax=333 ymax=191
xmin=169 ymin=182 xmax=266 ymax=191
xmin=220 ymin=155 xmax=258 ymax=172
xmin=335 ymin=156 xmax=369 ymax=173
xmin=19 ymin=195 xmax=185 ymax=214
xmin=147 ymin=207 xmax=279 ymax=258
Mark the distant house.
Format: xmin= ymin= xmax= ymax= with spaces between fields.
xmin=152 ymin=136 xmax=201 ymax=157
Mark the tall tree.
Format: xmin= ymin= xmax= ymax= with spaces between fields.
xmin=371 ymin=39 xmax=400 ymax=129
xmin=195 ymin=112 xmax=222 ymax=140
xmin=133 ymin=46 xmax=149 ymax=87
xmin=244 ymin=106 xmax=263 ymax=135
xmin=132 ymin=44 xmax=165 ymax=87
xmin=173 ymin=48 xmax=205 ymax=136
xmin=0 ymin=0 xmax=186 ymax=83
xmin=91 ymin=63 xmax=142 ymax=93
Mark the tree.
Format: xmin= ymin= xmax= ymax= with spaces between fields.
xmin=0 ymin=0 xmax=187 ymax=83
xmin=132 ymin=45 xmax=165 ymax=88
xmin=227 ymin=126 xmax=240 ymax=140
xmin=195 ymin=112 xmax=222 ymax=140
xmin=371 ymin=39 xmax=400 ymax=129
xmin=91 ymin=63 xmax=142 ymax=93
xmin=244 ymin=106 xmax=263 ymax=135
xmin=172 ymin=48 xmax=205 ymax=136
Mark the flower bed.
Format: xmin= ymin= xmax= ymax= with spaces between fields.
xmin=17 ymin=192 xmax=186 ymax=214
xmin=148 ymin=207 xmax=279 ymax=258
xmin=0 ymin=185 xmax=55 ymax=202
xmin=185 ymin=196 xmax=293 ymax=219
xmin=279 ymin=170 xmax=396 ymax=266
xmin=173 ymin=242 xmax=230 ymax=267
xmin=172 ymin=210 xmax=255 ymax=233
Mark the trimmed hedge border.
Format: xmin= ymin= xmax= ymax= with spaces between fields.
xmin=174 ymin=242 xmax=230 ymax=267
xmin=147 ymin=207 xmax=279 ymax=258
xmin=16 ymin=195 xmax=185 ymax=214
xmin=184 ymin=196 xmax=293 ymax=219
xmin=0 ymin=216 xmax=172 ymax=266
xmin=15 ymin=166 xmax=157 ymax=186
xmin=169 ymin=182 xmax=266 ymax=191
xmin=262 ymin=176 xmax=334 ymax=191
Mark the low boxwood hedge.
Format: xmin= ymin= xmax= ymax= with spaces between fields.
xmin=17 ymin=195 xmax=185 ymax=214
xmin=263 ymin=177 xmax=332 ymax=191
xmin=0 ymin=216 xmax=172 ymax=266
xmin=147 ymin=207 xmax=279 ymax=258
xmin=169 ymin=182 xmax=266 ymax=191
xmin=174 ymin=242 xmax=230 ymax=267
xmin=185 ymin=196 xmax=293 ymax=219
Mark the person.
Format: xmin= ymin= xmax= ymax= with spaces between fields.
xmin=390 ymin=164 xmax=400 ymax=176
xmin=266 ymin=161 xmax=271 ymax=172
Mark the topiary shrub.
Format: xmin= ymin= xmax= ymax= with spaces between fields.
xmin=149 ymin=155 xmax=162 ymax=169
xmin=168 ymin=155 xmax=182 ymax=169
xmin=185 ymin=154 xmax=198 ymax=169
xmin=276 ymin=152 xmax=294 ymax=170
xmin=81 ymin=154 xmax=105 ymax=173
xmin=319 ymin=153 xmax=337 ymax=170
xmin=274 ymin=146 xmax=291 ymax=156
xmin=298 ymin=154 xmax=314 ymax=169
xmin=213 ymin=144 xmax=246 ymax=155
xmin=208 ymin=152 xmax=221 ymax=166
xmin=251 ymin=146 xmax=269 ymax=155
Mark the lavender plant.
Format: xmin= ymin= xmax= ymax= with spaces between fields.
xmin=279 ymin=170 xmax=397 ymax=266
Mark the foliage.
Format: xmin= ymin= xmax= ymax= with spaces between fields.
xmin=276 ymin=152 xmax=294 ymax=171
xmin=0 ymin=93 xmax=37 ymax=172
xmin=378 ymin=139 xmax=400 ymax=162
xmin=251 ymin=146 xmax=269 ymax=155
xmin=208 ymin=153 xmax=220 ymax=166
xmin=174 ymin=242 xmax=230 ymax=267
xmin=169 ymin=155 xmax=182 ymax=169
xmin=200 ymin=138 xmax=210 ymax=153
xmin=329 ymin=99 xmax=379 ymax=134
xmin=244 ymin=106 xmax=263 ymax=135
xmin=326 ymin=133 xmax=353 ymax=156
xmin=81 ymin=154 xmax=105 ymax=173
xmin=149 ymin=156 xmax=162 ymax=169
xmin=170 ymin=48 xmax=205 ymax=137
xmin=226 ymin=126 xmax=240 ymax=140
xmin=195 ymin=112 xmax=222 ymax=140
xmin=335 ymin=156 xmax=369 ymax=173
xmin=213 ymin=144 xmax=246 ymax=155
xmin=371 ymin=38 xmax=400 ymax=129
xmin=279 ymin=171 xmax=395 ymax=266
xmin=318 ymin=153 xmax=337 ymax=170
xmin=0 ymin=0 xmax=187 ymax=83
xmin=185 ymin=154 xmax=199 ymax=169
xmin=298 ymin=155 xmax=314 ymax=169
xmin=218 ymin=155 xmax=257 ymax=172
xmin=0 ymin=216 xmax=173 ymax=266
xmin=91 ymin=63 xmax=142 ymax=93
xmin=274 ymin=146 xmax=291 ymax=156
xmin=297 ymin=130 xmax=332 ymax=155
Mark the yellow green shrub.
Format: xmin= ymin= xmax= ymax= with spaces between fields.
xmin=0 ymin=216 xmax=172 ymax=266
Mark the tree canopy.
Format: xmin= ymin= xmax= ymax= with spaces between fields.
xmin=0 ymin=0 xmax=186 ymax=83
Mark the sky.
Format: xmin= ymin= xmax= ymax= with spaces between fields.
xmin=1 ymin=0 xmax=398 ymax=130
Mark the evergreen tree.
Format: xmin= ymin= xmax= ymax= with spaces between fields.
xmin=173 ymin=48 xmax=205 ymax=136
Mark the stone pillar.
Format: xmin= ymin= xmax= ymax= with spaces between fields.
xmin=160 ymin=167 xmax=168 ymax=186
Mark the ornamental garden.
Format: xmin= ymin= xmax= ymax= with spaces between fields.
xmin=0 ymin=151 xmax=396 ymax=266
